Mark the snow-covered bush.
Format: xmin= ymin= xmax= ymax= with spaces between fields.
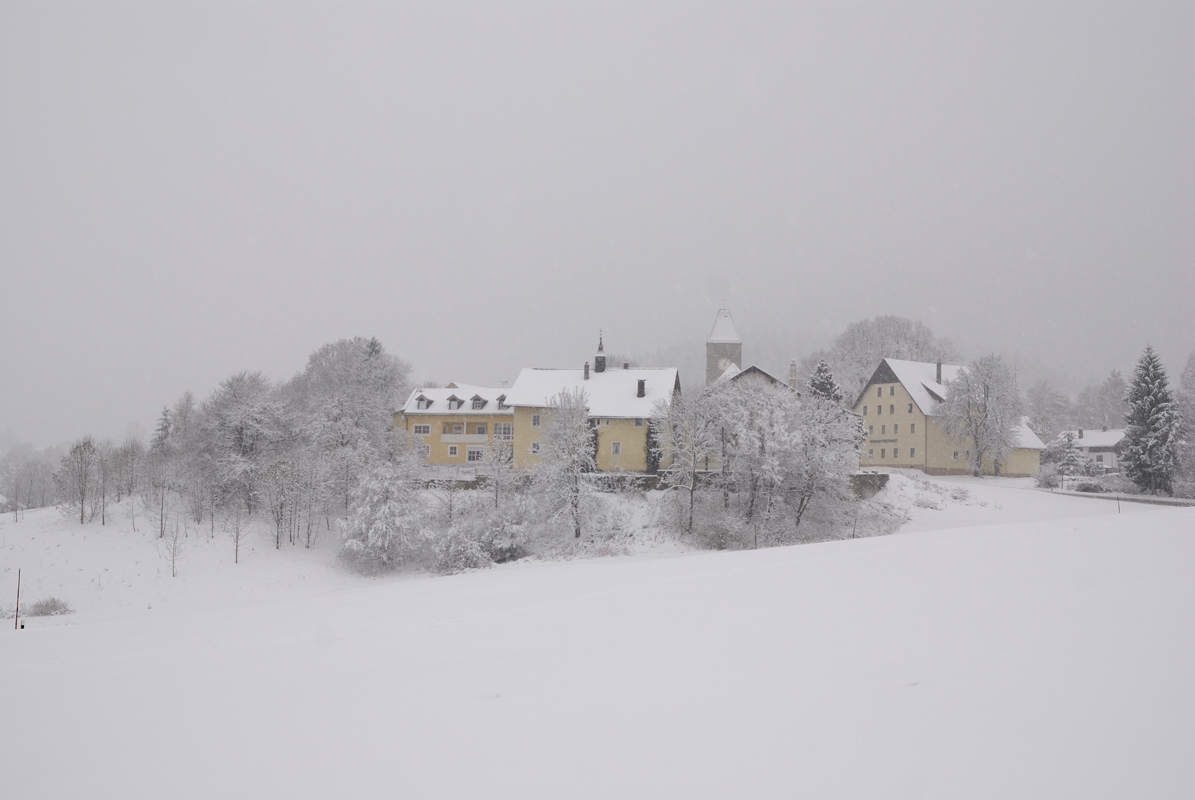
xmin=1035 ymin=463 xmax=1060 ymax=488
xmin=339 ymin=461 xmax=423 ymax=574
xmin=26 ymin=597 xmax=72 ymax=617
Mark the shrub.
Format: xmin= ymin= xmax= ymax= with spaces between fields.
xmin=26 ymin=597 xmax=73 ymax=617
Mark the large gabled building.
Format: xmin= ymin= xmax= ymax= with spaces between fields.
xmin=853 ymin=358 xmax=1044 ymax=477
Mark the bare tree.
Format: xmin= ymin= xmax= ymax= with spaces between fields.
xmin=160 ymin=518 xmax=186 ymax=578
xmin=533 ymin=388 xmax=596 ymax=539
xmin=54 ymin=437 xmax=99 ymax=524
xmin=941 ymin=354 xmax=1024 ymax=477
xmin=654 ymin=391 xmax=720 ymax=536
xmin=223 ymin=504 xmax=250 ymax=564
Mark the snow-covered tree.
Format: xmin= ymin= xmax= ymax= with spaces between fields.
xmin=339 ymin=461 xmax=422 ymax=573
xmin=1176 ymin=352 xmax=1195 ymax=489
xmin=801 ymin=316 xmax=958 ymax=405
xmin=196 ymin=371 xmax=285 ymax=513
xmin=1075 ymin=370 xmax=1131 ymax=430
xmin=1025 ymin=379 xmax=1073 ymax=443
xmin=533 ymin=388 xmax=595 ymax=539
xmin=941 ymin=355 xmax=1024 ymax=477
xmin=1121 ymin=346 xmax=1183 ymax=495
xmin=782 ymin=394 xmax=865 ymax=532
xmin=806 ymin=359 xmax=844 ymax=404
xmin=1055 ymin=431 xmax=1086 ymax=477
xmin=54 ymin=437 xmax=99 ymax=524
xmin=150 ymin=407 xmax=172 ymax=454
xmin=654 ymin=391 xmax=720 ymax=536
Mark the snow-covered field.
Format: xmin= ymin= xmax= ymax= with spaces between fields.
xmin=2 ymin=478 xmax=1193 ymax=799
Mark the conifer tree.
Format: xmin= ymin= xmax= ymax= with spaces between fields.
xmin=1121 ymin=345 xmax=1183 ymax=495
xmin=1056 ymin=431 xmax=1086 ymax=477
xmin=807 ymin=359 xmax=844 ymax=404
xmin=150 ymin=407 xmax=172 ymax=454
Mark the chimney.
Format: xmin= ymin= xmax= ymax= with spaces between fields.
xmin=637 ymin=379 xmax=645 ymax=398
xmin=1078 ymin=429 xmax=1083 ymax=439
xmin=788 ymin=360 xmax=798 ymax=390
xmin=623 ymin=361 xmax=629 ymax=370
xmin=584 ymin=361 xmax=590 ymax=380
xmin=936 ymin=362 xmax=942 ymax=384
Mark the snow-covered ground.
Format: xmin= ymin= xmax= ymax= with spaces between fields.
xmin=2 ymin=478 xmax=1193 ymax=799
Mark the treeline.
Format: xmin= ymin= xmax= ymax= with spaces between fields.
xmin=18 ymin=337 xmax=412 ymax=545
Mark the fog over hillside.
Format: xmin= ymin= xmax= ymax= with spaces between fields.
xmin=2 ymin=2 xmax=1193 ymax=447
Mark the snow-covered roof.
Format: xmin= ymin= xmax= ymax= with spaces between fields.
xmin=877 ymin=359 xmax=965 ymax=415
xmin=399 ymin=384 xmax=513 ymax=416
xmin=505 ymin=367 xmax=679 ymax=418
xmin=707 ymin=309 xmax=741 ymax=343
xmin=715 ymin=363 xmax=790 ymax=389
xmin=1013 ymin=417 xmax=1046 ymax=450
xmin=1066 ymin=428 xmax=1125 ymax=449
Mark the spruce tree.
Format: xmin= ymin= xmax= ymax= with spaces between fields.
xmin=1057 ymin=430 xmax=1086 ymax=477
xmin=1121 ymin=345 xmax=1183 ymax=495
xmin=807 ymin=359 xmax=844 ymax=404
xmin=150 ymin=407 xmax=172 ymax=454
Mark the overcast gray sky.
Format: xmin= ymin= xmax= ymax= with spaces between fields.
xmin=3 ymin=1 xmax=1193 ymax=447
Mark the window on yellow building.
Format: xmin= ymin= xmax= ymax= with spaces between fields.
xmin=453 ymin=424 xmax=463 ymax=435
xmin=611 ymin=442 xmax=622 ymax=456
xmin=467 ymin=446 xmax=484 ymax=462
xmin=448 ymin=445 xmax=459 ymax=457
xmin=494 ymin=423 xmax=513 ymax=440
xmin=877 ymin=405 xmax=882 ymax=415
xmin=863 ymin=406 xmax=868 ymax=415
xmin=634 ymin=418 xmax=644 ymax=427
xmin=532 ymin=414 xmax=541 ymax=427
xmin=893 ymin=448 xmax=899 ymax=458
xmin=890 ymin=404 xmax=895 ymax=414
xmin=952 ymin=451 xmax=959 ymax=460
xmin=868 ymin=449 xmax=874 ymax=458
xmin=890 ymin=386 xmax=895 ymax=396
xmin=881 ymin=425 xmax=886 ymax=434
xmin=877 ymin=387 xmax=882 ymax=397
xmin=893 ymin=424 xmax=898 ymax=434
xmin=881 ymin=448 xmax=886 ymax=458
xmin=474 ymin=423 xmax=487 ymax=435
xmin=910 ymin=447 xmax=916 ymax=458
xmin=413 ymin=424 xmax=430 ymax=435
xmin=907 ymin=403 xmax=913 ymax=413
xmin=530 ymin=442 xmax=540 ymax=455
xmin=910 ymin=423 xmax=916 ymax=434
xmin=868 ymin=425 xmax=873 ymax=435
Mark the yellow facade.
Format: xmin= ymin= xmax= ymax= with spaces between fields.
xmin=393 ymin=410 xmax=515 ymax=466
xmin=511 ymin=406 xmax=656 ymax=472
xmin=854 ymin=378 xmax=1040 ymax=478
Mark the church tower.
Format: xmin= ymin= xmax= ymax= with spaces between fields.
xmin=706 ymin=309 xmax=742 ymax=385
xmin=594 ymin=332 xmax=607 ymax=374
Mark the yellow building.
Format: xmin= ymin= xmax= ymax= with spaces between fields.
xmin=393 ymin=383 xmax=514 ymax=465
xmin=853 ymin=359 xmax=1044 ymax=477
xmin=505 ymin=343 xmax=680 ymax=473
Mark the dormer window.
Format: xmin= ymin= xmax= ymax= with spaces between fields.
xmin=446 ymin=395 xmax=462 ymax=410
xmin=416 ymin=395 xmax=432 ymax=410
xmin=497 ymin=395 xmax=508 ymax=410
xmin=471 ymin=395 xmax=487 ymax=410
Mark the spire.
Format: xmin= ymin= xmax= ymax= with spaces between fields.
xmin=707 ymin=309 xmax=741 ymax=343
xmin=594 ymin=330 xmax=607 ymax=373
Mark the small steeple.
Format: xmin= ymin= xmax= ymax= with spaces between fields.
xmin=594 ymin=330 xmax=607 ymax=373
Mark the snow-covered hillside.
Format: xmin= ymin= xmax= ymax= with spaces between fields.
xmin=2 ymin=479 xmax=1193 ymax=799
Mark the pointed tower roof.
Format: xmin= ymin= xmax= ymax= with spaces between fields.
xmin=707 ymin=309 xmax=741 ymax=343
